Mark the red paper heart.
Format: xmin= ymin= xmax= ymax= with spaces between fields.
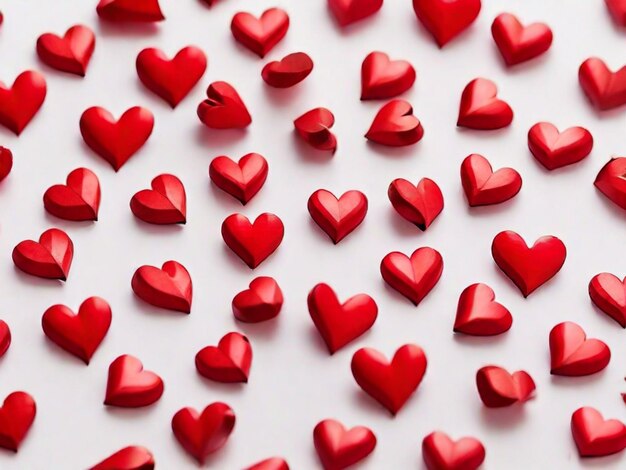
xmin=245 ymin=457 xmax=289 ymax=470
xmin=594 ymin=157 xmax=626 ymax=210
xmin=527 ymin=122 xmax=593 ymax=170
xmin=12 ymin=228 xmax=73 ymax=281
xmin=550 ymin=322 xmax=610 ymax=376
xmin=294 ymin=107 xmax=337 ymax=152
xmin=130 ymin=174 xmax=186 ymax=225
xmin=195 ymin=332 xmax=252 ymax=383
xmin=460 ymin=154 xmax=522 ymax=206
xmin=221 ymin=213 xmax=284 ymax=268
xmin=313 ymin=419 xmax=377 ymax=469
xmin=571 ymin=407 xmax=626 ymax=457
xmin=388 ymin=178 xmax=443 ymax=230
xmin=132 ymin=261 xmax=192 ymax=313
xmin=104 ymin=354 xmax=163 ymax=407
xmin=476 ymin=365 xmax=535 ymax=408
xmin=0 ymin=71 xmax=46 ymax=135
xmin=232 ymin=276 xmax=283 ymax=323
xmin=329 ymin=0 xmax=383 ymax=27
xmin=579 ymin=58 xmax=626 ymax=110
xmin=96 ymin=0 xmax=165 ymax=22
xmin=43 ymin=168 xmax=101 ymax=221
xmin=0 ymin=146 xmax=12 ymax=182
xmin=454 ymin=283 xmax=512 ymax=336
xmin=422 ymin=431 xmax=485 ymax=470
xmin=231 ymin=8 xmax=289 ymax=58
xmin=197 ymin=81 xmax=251 ymax=129
xmin=412 ymin=0 xmax=481 ymax=47
xmin=589 ymin=273 xmax=626 ymax=327
xmin=36 ymin=25 xmax=95 ymax=77
xmin=365 ymin=99 xmax=423 ymax=146
xmin=491 ymin=13 xmax=552 ymax=66
xmin=262 ymin=52 xmax=313 ymax=88
xmin=457 ymin=78 xmax=513 ymax=130
xmin=361 ymin=51 xmax=415 ymax=100
xmin=308 ymin=189 xmax=368 ymax=243
xmin=0 ymin=320 xmax=10 ymax=359
xmin=209 ymin=153 xmax=268 ymax=205
xmin=606 ymin=0 xmax=626 ymax=26
xmin=90 ymin=446 xmax=155 ymax=470
xmin=0 ymin=392 xmax=36 ymax=452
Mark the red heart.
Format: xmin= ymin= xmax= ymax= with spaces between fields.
xmin=476 ymin=365 xmax=535 ymax=408
xmin=209 ymin=153 xmax=268 ymax=205
xmin=90 ymin=446 xmax=155 ymax=470
xmin=422 ymin=431 xmax=485 ymax=470
xmin=308 ymin=189 xmax=368 ymax=243
xmin=491 ymin=230 xmax=566 ymax=297
xmin=80 ymin=106 xmax=154 ymax=171
xmin=43 ymin=168 xmax=101 ymax=221
xmin=528 ymin=122 xmax=593 ymax=170
xmin=96 ymin=0 xmax=165 ymax=22
xmin=195 ymin=332 xmax=252 ymax=383
xmin=132 ymin=260 xmax=192 ymax=313
xmin=571 ymin=407 xmax=626 ymax=457
xmin=130 ymin=174 xmax=186 ymax=225
xmin=197 ymin=81 xmax=251 ymax=129
xmin=0 ymin=146 xmax=12 ymax=182
xmin=594 ymin=157 xmax=626 ymax=210
xmin=0 ymin=392 xmax=36 ymax=452
xmin=104 ymin=354 xmax=164 ymax=407
xmin=0 ymin=71 xmax=46 ymax=135
xmin=380 ymin=247 xmax=443 ymax=306
xmin=245 ymin=457 xmax=288 ymax=470
xmin=454 ymin=283 xmax=512 ymax=336
xmin=361 ymin=51 xmax=416 ymax=100
xmin=351 ymin=344 xmax=427 ymax=415
xmin=579 ymin=58 xmax=626 ymax=110
xmin=222 ymin=213 xmax=284 ymax=268
xmin=412 ymin=0 xmax=481 ymax=47
xmin=42 ymin=296 xmax=112 ymax=364
xmin=308 ymin=283 xmax=378 ymax=354
xmin=460 ymin=154 xmax=522 ymax=206
xmin=136 ymin=46 xmax=207 ymax=108
xmin=457 ymin=78 xmax=513 ymax=130
xmin=36 ymin=25 xmax=95 ymax=77
xmin=589 ymin=273 xmax=626 ymax=328
xmin=232 ymin=276 xmax=283 ymax=323
xmin=313 ymin=419 xmax=377 ymax=469
xmin=262 ymin=52 xmax=314 ymax=88
xmin=366 ymin=99 xmax=424 ymax=146
xmin=231 ymin=8 xmax=289 ymax=58
xmin=12 ymin=228 xmax=73 ymax=281
xmin=550 ymin=322 xmax=610 ymax=376
xmin=328 ymin=0 xmax=383 ymax=27
xmin=388 ymin=177 xmax=443 ymax=230
xmin=491 ymin=13 xmax=552 ymax=66
xmin=171 ymin=402 xmax=236 ymax=464
xmin=0 ymin=320 xmax=10 ymax=359
xmin=294 ymin=107 xmax=337 ymax=153
xmin=606 ymin=0 xmax=626 ymax=26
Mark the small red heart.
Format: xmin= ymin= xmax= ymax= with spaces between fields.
xmin=136 ymin=46 xmax=207 ymax=108
xmin=130 ymin=174 xmax=186 ymax=225
xmin=360 ymin=51 xmax=415 ymax=100
xmin=0 ymin=391 xmax=36 ymax=452
xmin=0 ymin=320 xmax=10 ymax=359
xmin=422 ymin=431 xmax=485 ymax=470
xmin=412 ymin=0 xmax=481 ymax=47
xmin=594 ymin=157 xmax=626 ymax=210
xmin=388 ymin=178 xmax=443 ymax=230
xmin=0 ymin=146 xmax=12 ymax=182
xmin=42 ymin=296 xmax=111 ymax=364
xmin=571 ymin=407 xmax=626 ymax=457
xmin=313 ymin=419 xmax=377 ymax=469
xmin=195 ymin=332 xmax=252 ymax=383
xmin=209 ymin=153 xmax=268 ymax=205
xmin=579 ymin=58 xmax=626 ymax=110
xmin=232 ymin=276 xmax=283 ymax=323
xmin=491 ymin=13 xmax=552 ymax=66
xmin=104 ymin=354 xmax=164 ymax=408
xmin=328 ymin=0 xmax=383 ymax=27
xmin=222 ymin=213 xmax=284 ymax=268
xmin=12 ymin=228 xmax=73 ymax=281
xmin=527 ymin=122 xmax=593 ymax=170
xmin=36 ymin=25 xmax=95 ymax=77
xmin=262 ymin=52 xmax=313 ymax=88
xmin=550 ymin=322 xmax=610 ymax=377
xmin=231 ymin=8 xmax=289 ymax=58
xmin=606 ymin=0 xmax=626 ymax=26
xmin=96 ymin=0 xmax=165 ymax=22
xmin=457 ymin=78 xmax=513 ymax=130
xmin=294 ymin=107 xmax=337 ymax=153
xmin=245 ymin=457 xmax=288 ymax=470
xmin=80 ymin=106 xmax=154 ymax=171
xmin=0 ymin=71 xmax=46 ymax=135
xmin=492 ymin=230 xmax=566 ymax=297
xmin=171 ymin=402 xmax=236 ymax=464
xmin=461 ymin=154 xmax=522 ymax=206
xmin=197 ymin=81 xmax=251 ymax=129
xmin=351 ymin=344 xmax=427 ymax=415
xmin=476 ymin=365 xmax=535 ymax=408
xmin=308 ymin=283 xmax=378 ymax=354
xmin=132 ymin=260 xmax=192 ymax=313
xmin=365 ymin=99 xmax=423 ymax=146
xmin=454 ymin=283 xmax=512 ymax=336
xmin=43 ymin=168 xmax=101 ymax=221
xmin=90 ymin=446 xmax=155 ymax=470
xmin=308 ymin=189 xmax=368 ymax=243
xmin=589 ymin=273 xmax=626 ymax=328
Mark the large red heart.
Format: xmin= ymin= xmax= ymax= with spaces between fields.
xmin=329 ymin=0 xmax=383 ymax=27
xmin=43 ymin=167 xmax=101 ymax=221
xmin=571 ymin=407 xmax=626 ymax=457
xmin=0 ymin=71 xmax=46 ymax=135
xmin=460 ymin=154 xmax=522 ymax=206
xmin=136 ymin=46 xmax=207 ymax=108
xmin=313 ymin=419 xmax=377 ymax=469
xmin=454 ymin=283 xmax=512 ymax=336
xmin=457 ymin=78 xmax=513 ymax=130
xmin=422 ymin=431 xmax=485 ymax=470
xmin=589 ymin=273 xmax=626 ymax=327
xmin=308 ymin=189 xmax=368 ymax=243
xmin=262 ymin=52 xmax=314 ymax=88
xmin=221 ymin=213 xmax=284 ymax=268
xmin=579 ymin=58 xmax=626 ymax=110
xmin=388 ymin=178 xmax=443 ymax=230
xmin=130 ymin=174 xmax=186 ymax=225
xmin=351 ymin=344 xmax=427 ymax=415
xmin=0 ymin=320 xmax=10 ymax=359
xmin=131 ymin=260 xmax=192 ymax=313
xmin=209 ymin=153 xmax=268 ymax=205
xmin=12 ymin=228 xmax=73 ymax=281
xmin=475 ymin=365 xmax=535 ymax=408
xmin=0 ymin=392 xmax=36 ymax=452
xmin=366 ymin=99 xmax=423 ymax=146
xmin=195 ymin=332 xmax=252 ymax=383
xmin=491 ymin=13 xmax=552 ymax=66
xmin=550 ymin=322 xmax=610 ymax=376
xmin=245 ymin=458 xmax=288 ymax=470
xmin=491 ymin=230 xmax=566 ymax=297
xmin=231 ymin=8 xmax=289 ymax=58
xmin=412 ymin=0 xmax=481 ymax=47
xmin=0 ymin=146 xmax=12 ymax=182
xmin=90 ymin=446 xmax=155 ymax=470
xmin=527 ymin=122 xmax=593 ymax=170
xmin=594 ymin=157 xmax=626 ymax=210
xmin=232 ymin=276 xmax=283 ymax=323
xmin=36 ymin=25 xmax=95 ymax=77
xmin=294 ymin=107 xmax=337 ymax=153
xmin=104 ymin=354 xmax=164 ymax=407
xmin=96 ymin=0 xmax=165 ymax=22
xmin=197 ymin=81 xmax=251 ymax=129
xmin=606 ymin=0 xmax=626 ymax=26
xmin=361 ymin=51 xmax=415 ymax=100
xmin=80 ymin=106 xmax=154 ymax=171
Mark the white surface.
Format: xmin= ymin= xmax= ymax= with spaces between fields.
xmin=0 ymin=0 xmax=625 ymax=468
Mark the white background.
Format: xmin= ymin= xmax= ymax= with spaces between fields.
xmin=0 ymin=0 xmax=625 ymax=468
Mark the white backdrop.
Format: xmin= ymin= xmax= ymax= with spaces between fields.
xmin=0 ymin=0 xmax=625 ymax=468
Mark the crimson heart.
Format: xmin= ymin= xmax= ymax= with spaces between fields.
xmin=262 ymin=52 xmax=313 ymax=88
xmin=308 ymin=283 xmax=378 ymax=354
xmin=412 ymin=0 xmax=481 ymax=47
xmin=36 ymin=25 xmax=95 ymax=77
xmin=476 ymin=365 xmax=535 ymax=408
xmin=589 ymin=273 xmax=626 ymax=327
xmin=12 ymin=228 xmax=73 ymax=281
xmin=130 ymin=174 xmax=186 ymax=225
xmin=491 ymin=13 xmax=552 ymax=66
xmin=232 ymin=276 xmax=283 ymax=323
xmin=80 ymin=106 xmax=154 ymax=171
xmin=606 ymin=0 xmax=626 ymax=26
xmin=136 ymin=46 xmax=207 ymax=108
xmin=571 ymin=407 xmax=626 ymax=457
xmin=42 ymin=296 xmax=111 ymax=364
xmin=361 ymin=51 xmax=415 ymax=100
xmin=209 ymin=153 xmax=268 ymax=205
xmin=0 ymin=71 xmax=46 ymax=135
xmin=231 ymin=8 xmax=289 ymax=58
xmin=197 ymin=81 xmax=251 ymax=129
xmin=351 ymin=344 xmax=427 ymax=415
xmin=550 ymin=322 xmax=610 ymax=376
xmin=460 ymin=154 xmax=522 ymax=206
xmin=0 ymin=320 xmax=10 ymax=358
xmin=454 ymin=283 xmax=512 ymax=336
xmin=388 ymin=178 xmax=443 ymax=230
xmin=132 ymin=261 xmax=192 ymax=313
xmin=221 ymin=213 xmax=284 ymax=268
xmin=96 ymin=0 xmax=165 ymax=22
xmin=294 ymin=107 xmax=337 ymax=152
xmin=0 ymin=392 xmax=36 ymax=452
xmin=104 ymin=354 xmax=163 ymax=407
xmin=594 ymin=157 xmax=626 ymax=210
xmin=422 ymin=431 xmax=485 ymax=470
xmin=457 ymin=78 xmax=513 ymax=130
xmin=90 ymin=446 xmax=155 ymax=470
xmin=365 ymin=99 xmax=423 ymax=146
xmin=491 ymin=230 xmax=566 ymax=297
xmin=308 ymin=189 xmax=368 ymax=243
xmin=313 ymin=419 xmax=377 ymax=469
xmin=527 ymin=122 xmax=593 ymax=170
xmin=43 ymin=167 xmax=101 ymax=221
xmin=195 ymin=332 xmax=252 ymax=383
xmin=329 ymin=0 xmax=383 ymax=27
xmin=245 ymin=457 xmax=289 ymax=470
xmin=579 ymin=58 xmax=626 ymax=110
xmin=0 ymin=146 xmax=12 ymax=182
xmin=171 ymin=402 xmax=236 ymax=464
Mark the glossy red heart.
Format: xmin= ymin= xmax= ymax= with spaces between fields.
xmin=90 ymin=446 xmax=155 ymax=470
xmin=491 ymin=13 xmax=552 ymax=66
xmin=222 ymin=213 xmax=284 ymax=268
xmin=313 ymin=419 xmax=377 ymax=469
xmin=308 ymin=189 xmax=367 ymax=243
xmin=96 ymin=0 xmax=165 ymax=22
xmin=245 ymin=457 xmax=289 ymax=470
xmin=308 ymin=283 xmax=378 ymax=354
xmin=0 ymin=392 xmax=36 ymax=452
xmin=0 ymin=146 xmax=12 ymax=182
xmin=0 ymin=71 xmax=46 ymax=135
xmin=36 ymin=25 xmax=95 ymax=77
xmin=412 ymin=0 xmax=481 ymax=47
xmin=454 ymin=283 xmax=512 ymax=336
xmin=571 ymin=407 xmax=626 ymax=457
xmin=231 ymin=8 xmax=289 ymax=58
xmin=365 ymin=99 xmax=423 ymax=146
xmin=209 ymin=153 xmax=268 ymax=204
xmin=262 ymin=52 xmax=313 ymax=88
xmin=132 ymin=260 xmax=192 ymax=313
xmin=0 ymin=320 xmax=10 ymax=359
xmin=491 ymin=230 xmax=566 ymax=297
xmin=104 ymin=354 xmax=163 ymax=407
xmin=80 ymin=106 xmax=154 ymax=171
xmin=422 ymin=431 xmax=485 ymax=470
xmin=12 ymin=228 xmax=73 ymax=281
xmin=457 ymin=78 xmax=513 ymax=130
xmin=294 ymin=107 xmax=337 ymax=153
xmin=527 ymin=122 xmax=593 ymax=170
xmin=579 ymin=58 xmax=626 ymax=110
xmin=195 ymin=332 xmax=252 ymax=383
xmin=388 ymin=178 xmax=443 ymax=230
xmin=550 ymin=322 xmax=610 ymax=376
xmin=171 ymin=402 xmax=236 ymax=464
xmin=197 ymin=81 xmax=251 ymax=129
xmin=594 ymin=157 xmax=626 ymax=210
xmin=351 ymin=344 xmax=427 ymax=415
xmin=589 ymin=273 xmax=626 ymax=327
xmin=606 ymin=0 xmax=626 ymax=26
xmin=460 ymin=154 xmax=522 ymax=206
xmin=361 ymin=51 xmax=415 ymax=100
xmin=42 ymin=296 xmax=112 ymax=364
xmin=329 ymin=0 xmax=383 ymax=27
xmin=136 ymin=46 xmax=207 ymax=108
xmin=476 ymin=366 xmax=535 ymax=408
xmin=232 ymin=276 xmax=283 ymax=323
xmin=130 ymin=174 xmax=186 ymax=225
xmin=43 ymin=168 xmax=101 ymax=221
